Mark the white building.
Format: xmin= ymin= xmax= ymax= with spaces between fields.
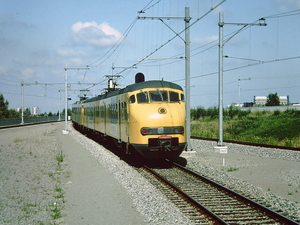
xmin=254 ymin=95 xmax=289 ymax=105
xmin=254 ymin=96 xmax=268 ymax=105
xmin=15 ymin=107 xmax=29 ymax=112
xmin=279 ymin=96 xmax=289 ymax=105
xmin=32 ymin=106 xmax=40 ymax=115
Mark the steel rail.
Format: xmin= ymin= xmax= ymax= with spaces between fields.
xmin=143 ymin=165 xmax=229 ymax=224
xmin=191 ymin=136 xmax=300 ymax=151
xmin=172 ymin=161 xmax=299 ymax=225
xmin=0 ymin=120 xmax=62 ymax=130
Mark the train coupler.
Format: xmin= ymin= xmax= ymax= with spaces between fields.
xmin=158 ymin=136 xmax=172 ymax=151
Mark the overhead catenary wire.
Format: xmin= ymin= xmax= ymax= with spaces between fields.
xmin=117 ymin=0 xmax=227 ymax=76
xmin=88 ymin=17 xmax=138 ymax=68
xmin=171 ymin=55 xmax=300 ymax=82
xmin=0 ymin=82 xmax=20 ymax=87
xmin=140 ymin=0 xmax=161 ymax=13
xmin=0 ymin=78 xmax=21 ymax=83
xmin=136 ymin=7 xmax=300 ymax=75
xmin=264 ymin=9 xmax=300 ymax=19
xmin=168 ymin=8 xmax=300 ymax=83
xmin=85 ymin=0 xmax=228 ymax=82
xmin=88 ymin=0 xmax=160 ymax=68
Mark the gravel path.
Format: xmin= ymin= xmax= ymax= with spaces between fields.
xmin=0 ymin=123 xmax=192 ymax=225
xmin=0 ymin=123 xmax=66 ymax=224
xmin=0 ymin=122 xmax=299 ymax=224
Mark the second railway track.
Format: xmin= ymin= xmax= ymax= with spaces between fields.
xmin=137 ymin=161 xmax=299 ymax=224
xmin=191 ymin=136 xmax=300 ymax=151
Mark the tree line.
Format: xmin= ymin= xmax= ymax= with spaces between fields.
xmin=0 ymin=94 xmax=70 ymax=119
xmin=0 ymin=92 xmax=282 ymax=120
xmin=191 ymin=93 xmax=282 ymax=120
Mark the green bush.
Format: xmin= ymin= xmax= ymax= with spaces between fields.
xmin=191 ymin=107 xmax=300 ymax=147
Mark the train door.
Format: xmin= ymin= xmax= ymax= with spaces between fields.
xmin=80 ymin=105 xmax=84 ymax=125
xmin=125 ymin=98 xmax=131 ymax=153
xmin=103 ymin=103 xmax=106 ymax=135
xmin=93 ymin=105 xmax=95 ymax=131
xmin=118 ymin=101 xmax=122 ymax=141
xmin=124 ymin=101 xmax=129 ymax=143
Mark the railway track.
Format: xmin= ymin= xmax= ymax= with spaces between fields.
xmin=0 ymin=120 xmax=62 ymax=129
xmin=192 ymin=136 xmax=300 ymax=151
xmin=138 ymin=161 xmax=299 ymax=224
xmin=2 ymin=121 xmax=299 ymax=151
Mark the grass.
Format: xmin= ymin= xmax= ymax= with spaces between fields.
xmin=55 ymin=151 xmax=64 ymax=164
xmin=50 ymin=151 xmax=65 ymax=222
xmin=51 ymin=203 xmax=63 ymax=220
xmin=21 ymin=202 xmax=38 ymax=214
xmin=191 ymin=108 xmax=300 ymax=148
xmin=227 ymin=167 xmax=239 ymax=172
xmin=13 ymin=138 xmax=24 ymax=143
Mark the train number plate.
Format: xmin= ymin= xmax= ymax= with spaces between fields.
xmin=157 ymin=127 xmax=164 ymax=134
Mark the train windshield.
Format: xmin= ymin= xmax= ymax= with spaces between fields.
xmin=150 ymin=90 xmax=168 ymax=102
xmin=135 ymin=90 xmax=182 ymax=103
xmin=137 ymin=91 xmax=149 ymax=103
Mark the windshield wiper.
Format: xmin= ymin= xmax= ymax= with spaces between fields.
xmin=157 ymin=89 xmax=164 ymax=101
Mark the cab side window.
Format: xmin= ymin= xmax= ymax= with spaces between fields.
xmin=137 ymin=92 xmax=148 ymax=103
xmin=129 ymin=95 xmax=136 ymax=103
xmin=170 ymin=91 xmax=179 ymax=102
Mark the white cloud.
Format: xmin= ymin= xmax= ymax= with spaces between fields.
xmin=193 ymin=35 xmax=219 ymax=45
xmin=57 ymin=49 xmax=87 ymax=57
xmin=275 ymin=0 xmax=300 ymax=11
xmin=70 ymin=21 xmax=123 ymax=47
xmin=69 ymin=57 xmax=84 ymax=66
xmin=21 ymin=67 xmax=35 ymax=80
xmin=0 ymin=65 xmax=9 ymax=75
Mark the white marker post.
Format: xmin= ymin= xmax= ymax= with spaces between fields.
xmin=214 ymin=145 xmax=228 ymax=166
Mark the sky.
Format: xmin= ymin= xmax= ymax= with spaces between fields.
xmin=1 ymin=0 xmax=300 ymax=113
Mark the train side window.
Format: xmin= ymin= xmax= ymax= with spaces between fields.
xmin=170 ymin=91 xmax=180 ymax=102
xmin=122 ymin=102 xmax=127 ymax=121
xmin=129 ymin=95 xmax=135 ymax=103
xmin=181 ymin=94 xmax=185 ymax=101
xmin=95 ymin=106 xmax=99 ymax=117
xmin=100 ymin=105 xmax=105 ymax=118
xmin=137 ymin=92 xmax=148 ymax=103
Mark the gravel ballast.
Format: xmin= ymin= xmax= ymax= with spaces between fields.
xmin=0 ymin=123 xmax=66 ymax=224
xmin=0 ymin=122 xmax=299 ymax=224
xmin=184 ymin=139 xmax=300 ymax=222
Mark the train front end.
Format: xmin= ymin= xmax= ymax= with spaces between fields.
xmin=126 ymin=80 xmax=187 ymax=160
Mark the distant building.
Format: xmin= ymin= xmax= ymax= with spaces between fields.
xmin=15 ymin=107 xmax=40 ymax=115
xmin=279 ymin=96 xmax=289 ymax=105
xmin=243 ymin=102 xmax=254 ymax=107
xmin=15 ymin=107 xmax=22 ymax=112
xmin=254 ymin=95 xmax=289 ymax=106
xmin=32 ymin=106 xmax=39 ymax=115
xmin=254 ymin=96 xmax=268 ymax=105
xmin=15 ymin=107 xmax=29 ymax=112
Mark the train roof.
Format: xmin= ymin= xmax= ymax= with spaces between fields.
xmin=77 ymin=80 xmax=183 ymax=104
xmin=122 ymin=80 xmax=183 ymax=93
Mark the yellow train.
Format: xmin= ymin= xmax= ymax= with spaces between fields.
xmin=72 ymin=73 xmax=187 ymax=159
